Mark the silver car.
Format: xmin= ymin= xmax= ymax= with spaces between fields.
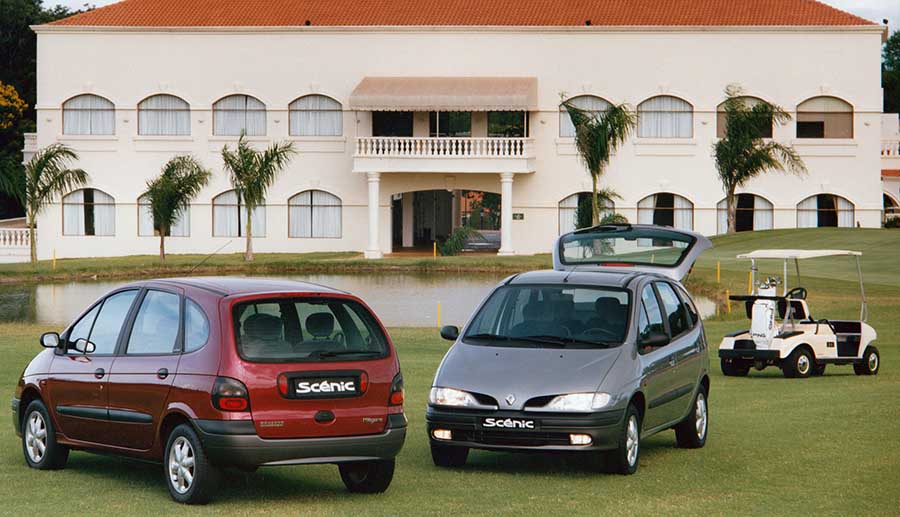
xmin=427 ymin=225 xmax=712 ymax=474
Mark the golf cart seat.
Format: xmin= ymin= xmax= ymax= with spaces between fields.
xmin=777 ymin=298 xmax=811 ymax=321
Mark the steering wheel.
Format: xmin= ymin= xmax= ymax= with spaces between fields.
xmin=580 ymin=327 xmax=619 ymax=342
xmin=786 ymin=287 xmax=807 ymax=300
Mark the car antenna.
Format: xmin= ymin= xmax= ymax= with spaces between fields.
xmin=190 ymin=240 xmax=233 ymax=274
xmin=563 ymin=264 xmax=579 ymax=283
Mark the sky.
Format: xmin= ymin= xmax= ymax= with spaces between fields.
xmin=43 ymin=0 xmax=900 ymax=34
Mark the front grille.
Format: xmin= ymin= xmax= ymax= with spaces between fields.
xmin=734 ymin=339 xmax=756 ymax=350
xmin=453 ymin=430 xmax=572 ymax=447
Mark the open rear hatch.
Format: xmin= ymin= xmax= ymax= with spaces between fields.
xmin=553 ymin=224 xmax=712 ymax=280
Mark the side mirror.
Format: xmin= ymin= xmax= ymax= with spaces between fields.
xmin=40 ymin=332 xmax=60 ymax=348
xmin=72 ymin=338 xmax=96 ymax=354
xmin=440 ymin=325 xmax=460 ymax=341
xmin=640 ymin=332 xmax=670 ymax=348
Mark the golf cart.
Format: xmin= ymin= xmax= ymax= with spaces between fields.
xmin=718 ymin=250 xmax=879 ymax=378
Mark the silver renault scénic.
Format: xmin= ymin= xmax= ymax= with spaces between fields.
xmin=427 ymin=224 xmax=712 ymax=474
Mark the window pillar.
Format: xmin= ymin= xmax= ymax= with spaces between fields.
xmin=365 ymin=172 xmax=383 ymax=259
xmin=498 ymin=172 xmax=514 ymax=256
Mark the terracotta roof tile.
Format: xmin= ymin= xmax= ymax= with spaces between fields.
xmin=47 ymin=0 xmax=876 ymax=28
xmin=883 ymin=170 xmax=900 ymax=178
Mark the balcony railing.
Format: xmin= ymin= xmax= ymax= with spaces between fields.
xmin=883 ymin=140 xmax=900 ymax=158
xmin=355 ymin=137 xmax=532 ymax=158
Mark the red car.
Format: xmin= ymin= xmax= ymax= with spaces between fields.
xmin=12 ymin=277 xmax=406 ymax=504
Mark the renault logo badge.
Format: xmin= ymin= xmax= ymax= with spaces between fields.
xmin=505 ymin=394 xmax=516 ymax=406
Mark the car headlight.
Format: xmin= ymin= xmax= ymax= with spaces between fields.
xmin=429 ymin=387 xmax=479 ymax=407
xmin=545 ymin=392 xmax=612 ymax=412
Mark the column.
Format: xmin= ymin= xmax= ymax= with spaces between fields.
xmin=498 ymin=172 xmax=514 ymax=256
xmin=451 ymin=189 xmax=461 ymax=231
xmin=402 ymin=193 xmax=414 ymax=248
xmin=365 ymin=172 xmax=383 ymax=259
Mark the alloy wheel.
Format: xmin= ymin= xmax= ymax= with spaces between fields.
xmin=25 ymin=412 xmax=47 ymax=463
xmin=625 ymin=415 xmax=639 ymax=466
xmin=695 ymin=393 xmax=708 ymax=441
xmin=168 ymin=437 xmax=196 ymax=494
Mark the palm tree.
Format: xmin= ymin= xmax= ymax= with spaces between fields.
xmin=221 ymin=134 xmax=296 ymax=261
xmin=715 ymin=85 xmax=806 ymax=233
xmin=145 ymin=155 xmax=211 ymax=262
xmin=14 ymin=144 xmax=88 ymax=263
xmin=562 ymin=97 xmax=636 ymax=226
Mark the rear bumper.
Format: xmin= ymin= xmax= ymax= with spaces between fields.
xmin=425 ymin=406 xmax=624 ymax=452
xmin=11 ymin=398 xmax=20 ymax=437
xmin=719 ymin=349 xmax=780 ymax=361
xmin=194 ymin=414 xmax=407 ymax=468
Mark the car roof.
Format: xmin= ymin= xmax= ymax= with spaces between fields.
xmin=507 ymin=269 xmax=649 ymax=288
xmin=123 ymin=277 xmax=350 ymax=297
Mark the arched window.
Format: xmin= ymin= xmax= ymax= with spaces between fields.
xmin=717 ymin=96 xmax=772 ymax=139
xmin=637 ymin=193 xmax=693 ymax=230
xmin=885 ymin=193 xmax=900 ymax=224
xmin=212 ymin=190 xmax=265 ymax=237
xmin=138 ymin=194 xmax=190 ymax=237
xmin=62 ymin=188 xmax=116 ymax=236
xmin=213 ymin=95 xmax=266 ymax=136
xmin=558 ymin=192 xmax=615 ymax=235
xmin=797 ymin=96 xmax=853 ymax=139
xmin=716 ymin=194 xmax=774 ymax=234
xmin=63 ymin=94 xmax=115 ymax=135
xmin=797 ymin=194 xmax=854 ymax=228
xmin=289 ymin=190 xmax=342 ymax=238
xmin=637 ymin=96 xmax=693 ymax=138
xmin=289 ymin=95 xmax=342 ymax=136
xmin=138 ymin=94 xmax=190 ymax=136
xmin=559 ymin=95 xmax=610 ymax=137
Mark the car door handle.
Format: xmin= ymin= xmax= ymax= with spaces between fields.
xmin=94 ymin=368 xmax=105 ymax=379
xmin=156 ymin=368 xmax=169 ymax=380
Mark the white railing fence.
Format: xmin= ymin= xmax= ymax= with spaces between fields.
xmin=0 ymin=228 xmax=31 ymax=249
xmin=356 ymin=137 xmax=533 ymax=158
xmin=883 ymin=140 xmax=900 ymax=158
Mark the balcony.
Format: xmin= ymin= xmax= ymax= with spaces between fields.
xmin=353 ymin=136 xmax=535 ymax=175
xmin=883 ymin=139 xmax=900 ymax=158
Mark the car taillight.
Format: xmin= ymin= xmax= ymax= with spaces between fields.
xmin=277 ymin=374 xmax=289 ymax=396
xmin=389 ymin=373 xmax=404 ymax=406
xmin=359 ymin=372 xmax=369 ymax=394
xmin=212 ymin=377 xmax=250 ymax=412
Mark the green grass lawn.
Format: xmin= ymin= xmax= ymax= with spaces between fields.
xmin=1 ymin=228 xmax=899 ymax=514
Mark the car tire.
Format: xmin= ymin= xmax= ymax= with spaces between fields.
xmin=611 ymin=403 xmax=642 ymax=475
xmin=430 ymin=443 xmax=469 ymax=468
xmin=164 ymin=423 xmax=219 ymax=505
xmin=339 ymin=459 xmax=395 ymax=493
xmin=783 ymin=347 xmax=814 ymax=379
xmin=720 ymin=358 xmax=751 ymax=377
xmin=21 ymin=400 xmax=69 ymax=470
xmin=854 ymin=346 xmax=880 ymax=376
xmin=812 ymin=364 xmax=827 ymax=376
xmin=674 ymin=386 xmax=708 ymax=449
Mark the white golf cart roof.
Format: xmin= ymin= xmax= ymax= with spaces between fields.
xmin=737 ymin=249 xmax=862 ymax=260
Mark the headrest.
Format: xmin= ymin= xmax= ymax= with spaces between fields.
xmin=243 ymin=313 xmax=283 ymax=341
xmin=523 ymin=302 xmax=543 ymax=319
xmin=594 ymin=297 xmax=622 ymax=314
xmin=306 ymin=312 xmax=335 ymax=337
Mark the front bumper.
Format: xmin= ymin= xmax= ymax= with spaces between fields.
xmin=426 ymin=405 xmax=624 ymax=452
xmin=195 ymin=413 xmax=407 ymax=468
xmin=11 ymin=398 xmax=20 ymax=437
xmin=718 ymin=349 xmax=780 ymax=361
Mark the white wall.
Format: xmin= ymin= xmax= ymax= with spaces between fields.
xmin=33 ymin=26 xmax=886 ymax=258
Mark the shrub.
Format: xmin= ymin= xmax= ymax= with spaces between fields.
xmin=439 ymin=226 xmax=481 ymax=256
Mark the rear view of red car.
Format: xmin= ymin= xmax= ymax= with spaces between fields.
xmin=12 ymin=277 xmax=406 ymax=504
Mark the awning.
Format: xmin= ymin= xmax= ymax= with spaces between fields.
xmin=737 ymin=250 xmax=862 ymax=260
xmin=349 ymin=77 xmax=538 ymax=112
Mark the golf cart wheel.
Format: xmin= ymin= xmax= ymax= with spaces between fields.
xmin=720 ymin=358 xmax=750 ymax=377
xmin=430 ymin=443 xmax=469 ymax=468
xmin=675 ymin=385 xmax=708 ymax=449
xmin=812 ymin=364 xmax=827 ymax=376
xmin=610 ymin=403 xmax=642 ymax=475
xmin=854 ymin=346 xmax=880 ymax=376
xmin=783 ymin=347 xmax=814 ymax=379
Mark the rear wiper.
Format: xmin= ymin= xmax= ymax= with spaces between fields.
xmin=311 ymin=350 xmax=382 ymax=358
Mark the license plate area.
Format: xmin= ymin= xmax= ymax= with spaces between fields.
xmin=479 ymin=417 xmax=540 ymax=431
xmin=284 ymin=370 xmax=364 ymax=400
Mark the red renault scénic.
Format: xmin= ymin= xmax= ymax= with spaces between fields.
xmin=12 ymin=277 xmax=406 ymax=504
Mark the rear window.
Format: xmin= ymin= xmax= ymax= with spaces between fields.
xmin=233 ymin=297 xmax=388 ymax=362
xmin=558 ymin=226 xmax=695 ymax=267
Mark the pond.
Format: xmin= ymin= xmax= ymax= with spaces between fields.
xmin=0 ymin=273 xmax=715 ymax=328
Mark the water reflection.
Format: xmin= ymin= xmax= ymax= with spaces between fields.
xmin=0 ymin=274 xmax=715 ymax=328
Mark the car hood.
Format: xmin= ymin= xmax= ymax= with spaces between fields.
xmin=433 ymin=342 xmax=622 ymax=411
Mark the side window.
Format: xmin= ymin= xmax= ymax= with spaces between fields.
xmin=67 ymin=303 xmax=101 ymax=351
xmin=639 ymin=285 xmax=665 ymax=343
xmin=656 ymin=282 xmax=689 ymax=337
xmin=87 ymin=290 xmax=139 ymax=354
xmin=184 ymin=299 xmax=210 ymax=353
xmin=126 ymin=290 xmax=181 ymax=355
xmin=675 ymin=285 xmax=699 ymax=327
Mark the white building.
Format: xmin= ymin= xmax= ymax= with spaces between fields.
xmin=20 ymin=0 xmax=893 ymax=260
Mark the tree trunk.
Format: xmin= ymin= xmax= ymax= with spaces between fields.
xmin=726 ymin=185 xmax=737 ymax=234
xmin=591 ymin=174 xmax=600 ymax=226
xmin=159 ymin=229 xmax=166 ymax=263
xmin=244 ymin=212 xmax=254 ymax=262
xmin=28 ymin=209 xmax=36 ymax=264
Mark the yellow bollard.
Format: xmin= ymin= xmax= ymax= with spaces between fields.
xmin=747 ymin=271 xmax=752 ymax=294
xmin=436 ymin=302 xmax=441 ymax=328
xmin=716 ymin=261 xmax=720 ymax=284
xmin=433 ymin=241 xmax=437 ymax=258
xmin=725 ymin=289 xmax=732 ymax=314
xmin=52 ymin=249 xmax=56 ymax=271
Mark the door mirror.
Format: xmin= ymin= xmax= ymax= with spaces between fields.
xmin=72 ymin=338 xmax=96 ymax=354
xmin=40 ymin=332 xmax=60 ymax=348
xmin=641 ymin=332 xmax=670 ymax=348
xmin=440 ymin=325 xmax=460 ymax=341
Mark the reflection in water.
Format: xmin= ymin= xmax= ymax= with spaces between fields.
xmin=0 ymin=274 xmax=715 ymax=328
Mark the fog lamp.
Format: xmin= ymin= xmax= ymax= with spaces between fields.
xmin=569 ymin=433 xmax=592 ymax=446
xmin=433 ymin=429 xmax=452 ymax=440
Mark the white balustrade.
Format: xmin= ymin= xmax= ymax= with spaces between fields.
xmin=0 ymin=228 xmax=31 ymax=249
xmin=883 ymin=140 xmax=900 ymax=158
xmin=355 ymin=137 xmax=533 ymax=158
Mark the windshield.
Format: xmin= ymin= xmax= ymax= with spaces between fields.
xmin=463 ymin=285 xmax=631 ymax=348
xmin=233 ymin=297 xmax=388 ymax=362
xmin=558 ymin=226 xmax=695 ymax=267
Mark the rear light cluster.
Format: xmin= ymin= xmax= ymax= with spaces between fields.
xmin=389 ymin=373 xmax=404 ymax=406
xmin=212 ymin=377 xmax=251 ymax=412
